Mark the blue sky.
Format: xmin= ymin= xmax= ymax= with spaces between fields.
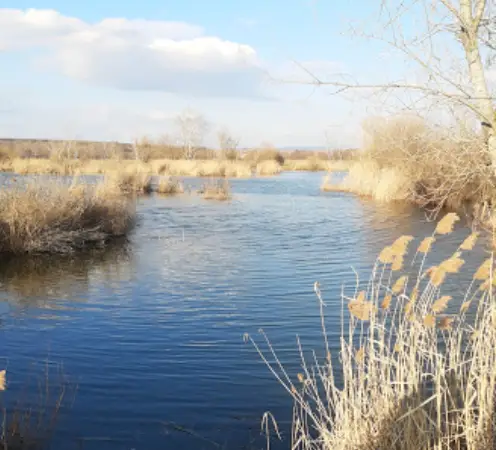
xmin=0 ymin=1 xmax=424 ymax=147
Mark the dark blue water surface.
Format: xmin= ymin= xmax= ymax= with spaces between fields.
xmin=0 ymin=172 xmax=486 ymax=449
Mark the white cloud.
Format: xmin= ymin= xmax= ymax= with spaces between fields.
xmin=0 ymin=8 xmax=266 ymax=97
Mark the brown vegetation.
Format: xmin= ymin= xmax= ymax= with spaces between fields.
xmin=249 ymin=213 xmax=496 ymax=450
xmin=106 ymin=170 xmax=153 ymax=195
xmin=156 ymin=177 xmax=184 ymax=195
xmin=0 ymin=139 xmax=359 ymax=178
xmin=256 ymin=160 xmax=283 ymax=176
xmin=200 ymin=179 xmax=231 ymax=201
xmin=322 ymin=116 xmax=494 ymax=219
xmin=0 ymin=179 xmax=135 ymax=254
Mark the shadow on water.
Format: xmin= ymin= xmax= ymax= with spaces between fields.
xmin=0 ymin=240 xmax=135 ymax=307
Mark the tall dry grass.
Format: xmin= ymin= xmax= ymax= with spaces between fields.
xmin=321 ymin=161 xmax=411 ymax=202
xmin=157 ymin=177 xmax=184 ymax=195
xmin=105 ymin=170 xmax=153 ymax=195
xmin=1 ymin=365 xmax=73 ymax=450
xmin=284 ymin=158 xmax=331 ymax=172
xmin=0 ymin=179 xmax=135 ymax=254
xmin=151 ymin=159 xmax=253 ymax=178
xmin=256 ymin=160 xmax=283 ymax=176
xmin=323 ymin=116 xmax=495 ymax=218
xmin=248 ymin=213 xmax=496 ymax=450
xmin=200 ymin=179 xmax=231 ymax=201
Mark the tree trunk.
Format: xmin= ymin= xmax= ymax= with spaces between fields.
xmin=460 ymin=0 xmax=496 ymax=169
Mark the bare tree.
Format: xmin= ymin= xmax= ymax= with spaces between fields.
xmin=285 ymin=1 xmax=496 ymax=169
xmin=174 ymin=109 xmax=209 ymax=159
xmin=132 ymin=137 xmax=153 ymax=163
xmin=217 ymin=128 xmax=240 ymax=160
xmin=46 ymin=140 xmax=78 ymax=161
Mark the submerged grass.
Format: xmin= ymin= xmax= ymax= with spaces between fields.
xmin=0 ymin=179 xmax=135 ymax=254
xmin=249 ymin=212 xmax=496 ymax=450
xmin=1 ymin=364 xmax=73 ymax=450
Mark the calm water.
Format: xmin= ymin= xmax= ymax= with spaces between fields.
xmin=0 ymin=172 xmax=486 ymax=449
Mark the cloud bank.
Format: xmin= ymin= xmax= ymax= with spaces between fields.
xmin=0 ymin=8 xmax=266 ymax=97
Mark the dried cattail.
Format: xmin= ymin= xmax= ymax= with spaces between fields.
xmin=297 ymin=373 xmax=305 ymax=383
xmin=418 ymin=236 xmax=435 ymax=254
xmin=435 ymin=213 xmax=460 ymax=235
xmin=391 ymin=235 xmax=414 ymax=257
xmin=423 ymin=314 xmax=436 ymax=328
xmin=404 ymin=299 xmax=415 ymax=315
xmin=392 ymin=276 xmax=407 ymax=294
xmin=480 ymin=280 xmax=490 ymax=291
xmin=460 ymin=232 xmax=478 ymax=250
xmin=439 ymin=256 xmax=464 ymax=274
xmin=424 ymin=266 xmax=437 ymax=276
xmin=378 ymin=246 xmax=395 ymax=264
xmin=348 ymin=300 xmax=376 ymax=321
xmin=0 ymin=370 xmax=5 ymax=391
xmin=460 ymin=301 xmax=471 ymax=314
xmin=355 ymin=347 xmax=365 ymax=364
xmin=381 ymin=294 xmax=393 ymax=310
xmin=410 ymin=286 xmax=419 ymax=303
xmin=474 ymin=258 xmax=493 ymax=280
xmin=356 ymin=291 xmax=366 ymax=302
xmin=392 ymin=255 xmax=404 ymax=272
xmin=430 ymin=267 xmax=447 ymax=287
xmin=438 ymin=317 xmax=454 ymax=330
xmin=432 ymin=295 xmax=452 ymax=313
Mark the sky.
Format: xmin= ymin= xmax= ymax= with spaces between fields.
xmin=0 ymin=1 xmax=465 ymax=148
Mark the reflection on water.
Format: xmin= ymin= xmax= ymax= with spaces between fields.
xmin=0 ymin=242 xmax=134 ymax=309
xmin=0 ymin=172 xmax=487 ymax=450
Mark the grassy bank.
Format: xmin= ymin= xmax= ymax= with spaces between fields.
xmin=0 ymin=179 xmax=135 ymax=254
xmin=322 ymin=116 xmax=494 ymax=221
xmin=250 ymin=213 xmax=496 ymax=450
xmin=0 ymin=155 xmax=353 ymax=178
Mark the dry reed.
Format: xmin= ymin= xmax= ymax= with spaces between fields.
xmin=325 ymin=116 xmax=495 ymax=219
xmin=248 ymin=213 xmax=496 ymax=450
xmin=0 ymin=179 xmax=135 ymax=254
xmin=200 ymin=179 xmax=231 ymax=201
xmin=105 ymin=170 xmax=153 ymax=195
xmin=156 ymin=177 xmax=184 ymax=195
xmin=256 ymin=160 xmax=283 ymax=176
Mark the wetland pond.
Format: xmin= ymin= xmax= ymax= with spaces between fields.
xmin=0 ymin=172 xmax=485 ymax=449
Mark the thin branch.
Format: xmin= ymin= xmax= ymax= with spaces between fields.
xmin=474 ymin=0 xmax=487 ymax=30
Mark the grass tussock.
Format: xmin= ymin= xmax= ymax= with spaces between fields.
xmin=156 ymin=177 xmax=184 ymax=195
xmin=200 ymin=179 xmax=231 ymax=201
xmin=249 ymin=213 xmax=496 ymax=450
xmin=0 ymin=179 xmax=135 ymax=254
xmin=256 ymin=160 xmax=283 ymax=176
xmin=325 ymin=116 xmax=495 ymax=217
xmin=106 ymin=170 xmax=153 ymax=195
xmin=321 ymin=161 xmax=412 ymax=201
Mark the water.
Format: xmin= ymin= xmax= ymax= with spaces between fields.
xmin=0 ymin=172 xmax=486 ymax=449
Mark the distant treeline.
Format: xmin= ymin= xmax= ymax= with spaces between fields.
xmin=0 ymin=138 xmax=358 ymax=162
